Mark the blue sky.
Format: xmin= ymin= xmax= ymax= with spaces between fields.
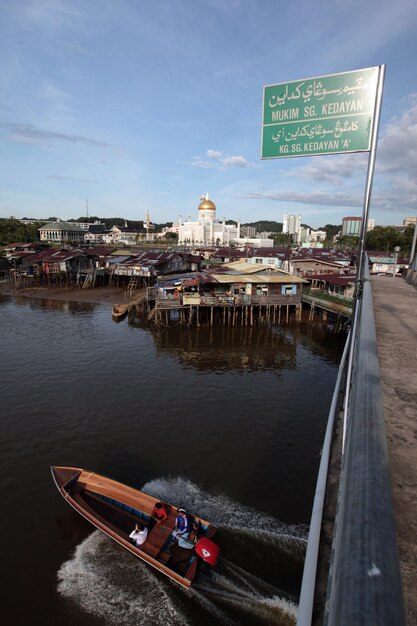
xmin=1 ymin=0 xmax=417 ymax=228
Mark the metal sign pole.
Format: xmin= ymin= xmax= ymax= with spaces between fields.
xmin=356 ymin=65 xmax=386 ymax=284
xmin=344 ymin=66 xmax=385 ymax=462
xmin=409 ymin=219 xmax=417 ymax=269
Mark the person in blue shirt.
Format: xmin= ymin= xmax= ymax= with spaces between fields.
xmin=171 ymin=508 xmax=192 ymax=548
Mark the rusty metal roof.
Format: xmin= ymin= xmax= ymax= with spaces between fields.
xmin=25 ymin=249 xmax=85 ymax=263
xmin=212 ymin=273 xmax=305 ymax=284
xmin=307 ymin=274 xmax=356 ymax=285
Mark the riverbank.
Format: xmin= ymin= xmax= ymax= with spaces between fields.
xmin=0 ymin=283 xmax=129 ymax=305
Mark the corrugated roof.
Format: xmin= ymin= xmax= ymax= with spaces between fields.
xmin=212 ymin=274 xmax=305 ymax=284
xmin=107 ymin=256 xmax=133 ymax=264
xmin=4 ymin=242 xmax=36 ymax=248
xmin=6 ymin=251 xmax=35 ymax=258
xmin=221 ymin=261 xmax=289 ymax=274
xmin=307 ymin=274 xmax=356 ymax=285
xmin=291 ymin=258 xmax=346 ymax=267
xmin=39 ymin=221 xmax=84 ymax=231
xmin=368 ymin=256 xmax=395 ymax=264
xmin=26 ymin=249 xmax=85 ymax=262
xmin=82 ymin=247 xmax=113 ymax=256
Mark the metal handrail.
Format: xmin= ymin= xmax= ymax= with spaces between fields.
xmin=296 ymin=332 xmax=350 ymax=626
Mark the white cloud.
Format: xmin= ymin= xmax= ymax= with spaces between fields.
xmin=241 ymin=189 xmax=363 ymax=208
xmin=222 ymin=155 xmax=249 ymax=168
xmin=187 ymin=157 xmax=217 ymax=169
xmin=206 ymin=149 xmax=249 ymax=169
xmin=377 ymin=95 xmax=417 ymax=176
xmin=287 ymin=153 xmax=367 ymax=186
xmin=185 ymin=149 xmax=250 ymax=170
xmin=206 ymin=149 xmax=223 ymax=160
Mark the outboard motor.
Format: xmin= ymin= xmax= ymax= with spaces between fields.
xmin=195 ymin=538 xmax=220 ymax=566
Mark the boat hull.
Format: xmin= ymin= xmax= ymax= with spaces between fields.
xmin=51 ymin=466 xmax=217 ymax=588
xmin=112 ymin=304 xmax=128 ymax=321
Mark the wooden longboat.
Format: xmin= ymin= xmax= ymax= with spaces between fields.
xmin=112 ymin=304 xmax=128 ymax=321
xmin=51 ymin=466 xmax=219 ymax=589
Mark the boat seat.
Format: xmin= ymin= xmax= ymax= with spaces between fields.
xmin=83 ymin=489 xmax=151 ymax=526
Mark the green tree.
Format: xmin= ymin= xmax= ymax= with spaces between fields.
xmin=400 ymin=225 xmax=415 ymax=255
xmin=335 ymin=235 xmax=359 ymax=250
xmin=243 ymin=220 xmax=283 ymax=233
xmin=164 ymin=232 xmax=178 ymax=241
xmin=270 ymin=233 xmax=292 ymax=245
xmin=365 ymin=226 xmax=402 ymax=252
xmin=0 ymin=219 xmax=42 ymax=246
xmin=318 ymin=223 xmax=342 ymax=241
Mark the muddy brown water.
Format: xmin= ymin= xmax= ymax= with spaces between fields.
xmin=0 ymin=294 xmax=344 ymax=625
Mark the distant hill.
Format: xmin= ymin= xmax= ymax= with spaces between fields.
xmin=242 ymin=220 xmax=283 ymax=232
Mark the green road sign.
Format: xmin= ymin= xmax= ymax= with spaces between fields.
xmin=261 ymin=67 xmax=380 ymax=159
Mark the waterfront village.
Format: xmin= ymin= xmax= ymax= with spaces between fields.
xmin=1 ymin=195 xmax=414 ymax=329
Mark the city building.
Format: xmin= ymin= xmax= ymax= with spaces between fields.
xmin=69 ymin=220 xmax=105 ymax=231
xmin=240 ymin=225 xmax=257 ymax=238
xmin=19 ymin=217 xmax=48 ymax=225
xmin=39 ymin=220 xmax=84 ymax=244
xmin=403 ymin=217 xmax=417 ymax=227
xmin=342 ymin=217 xmax=375 ymax=237
xmin=103 ymin=221 xmax=145 ymax=245
xmin=83 ymin=223 xmax=106 ymax=244
xmin=283 ymin=214 xmax=302 ymax=242
xmin=299 ymin=227 xmax=327 ymax=246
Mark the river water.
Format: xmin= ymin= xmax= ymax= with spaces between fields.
xmin=0 ymin=293 xmax=344 ymax=625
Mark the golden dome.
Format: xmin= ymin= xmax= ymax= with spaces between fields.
xmin=198 ymin=194 xmax=216 ymax=211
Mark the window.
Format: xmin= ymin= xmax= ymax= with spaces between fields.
xmin=282 ymin=284 xmax=297 ymax=295
xmin=256 ymin=284 xmax=268 ymax=295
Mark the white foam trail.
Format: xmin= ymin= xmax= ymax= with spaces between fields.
xmin=143 ymin=476 xmax=307 ymax=553
xmin=220 ymin=558 xmax=283 ymax=596
xmin=57 ymin=477 xmax=302 ymax=625
xmin=196 ymin=560 xmax=297 ymax=624
xmin=57 ymin=532 xmax=190 ymax=625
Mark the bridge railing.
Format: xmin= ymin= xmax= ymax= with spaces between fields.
xmin=297 ymin=262 xmax=405 ymax=626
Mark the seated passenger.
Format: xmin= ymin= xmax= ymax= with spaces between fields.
xmin=171 ymin=508 xmax=192 ymax=547
xmin=152 ymin=501 xmax=168 ymax=524
xmin=129 ymin=522 xmax=148 ymax=547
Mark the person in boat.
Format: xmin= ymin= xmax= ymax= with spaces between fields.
xmin=129 ymin=522 xmax=148 ymax=547
xmin=152 ymin=501 xmax=168 ymax=524
xmin=171 ymin=508 xmax=192 ymax=548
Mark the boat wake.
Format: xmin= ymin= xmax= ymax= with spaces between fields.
xmin=143 ymin=476 xmax=307 ymax=551
xmin=58 ymin=531 xmax=190 ymax=625
xmin=57 ymin=477 xmax=305 ymax=625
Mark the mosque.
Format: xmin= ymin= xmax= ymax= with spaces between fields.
xmin=177 ymin=194 xmax=240 ymax=246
